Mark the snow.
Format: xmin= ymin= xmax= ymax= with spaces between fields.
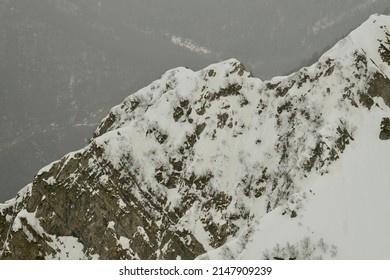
xmin=166 ymin=188 xmax=182 ymax=210
xmin=107 ymin=221 xmax=115 ymax=230
xmin=43 ymin=176 xmax=56 ymax=185
xmin=118 ymin=236 xmax=130 ymax=250
xmin=229 ymin=104 xmax=390 ymax=259
xmin=118 ymin=198 xmax=127 ymax=209
xmin=135 ymin=226 xmax=150 ymax=243
xmin=2 ymin=14 xmax=390 ymax=260
xmin=169 ymin=33 xmax=213 ymax=55
xmin=49 ymin=236 xmax=87 ymax=260
xmin=298 ymin=108 xmax=390 ymax=259
xmin=350 ymin=14 xmax=390 ymax=78
xmin=99 ymin=175 xmax=109 ymax=184
xmin=37 ymin=160 xmax=59 ymax=176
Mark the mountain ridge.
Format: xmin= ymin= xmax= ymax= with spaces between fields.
xmin=1 ymin=14 xmax=390 ymax=259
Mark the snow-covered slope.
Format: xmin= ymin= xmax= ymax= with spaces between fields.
xmin=1 ymin=14 xmax=390 ymax=260
xmin=201 ymin=14 xmax=390 ymax=260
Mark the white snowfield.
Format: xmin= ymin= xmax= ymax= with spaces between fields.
xmin=1 ymin=14 xmax=390 ymax=260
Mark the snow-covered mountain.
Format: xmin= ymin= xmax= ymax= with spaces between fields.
xmin=2 ymin=0 xmax=389 ymax=204
xmin=1 ymin=14 xmax=390 ymax=259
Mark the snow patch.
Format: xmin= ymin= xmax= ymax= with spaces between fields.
xmin=169 ymin=34 xmax=213 ymax=55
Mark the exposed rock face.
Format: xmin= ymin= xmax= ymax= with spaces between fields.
xmin=379 ymin=117 xmax=390 ymax=140
xmin=1 ymin=14 xmax=390 ymax=260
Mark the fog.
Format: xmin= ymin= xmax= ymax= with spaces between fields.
xmin=1 ymin=0 xmax=389 ymax=202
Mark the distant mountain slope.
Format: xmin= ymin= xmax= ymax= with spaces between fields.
xmin=0 ymin=14 xmax=390 ymax=259
xmin=95 ymin=0 xmax=390 ymax=78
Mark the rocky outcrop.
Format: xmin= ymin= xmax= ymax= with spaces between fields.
xmin=379 ymin=117 xmax=390 ymax=140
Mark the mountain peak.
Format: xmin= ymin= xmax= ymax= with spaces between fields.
xmin=350 ymin=14 xmax=390 ymax=75
xmin=93 ymin=58 xmax=253 ymax=138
